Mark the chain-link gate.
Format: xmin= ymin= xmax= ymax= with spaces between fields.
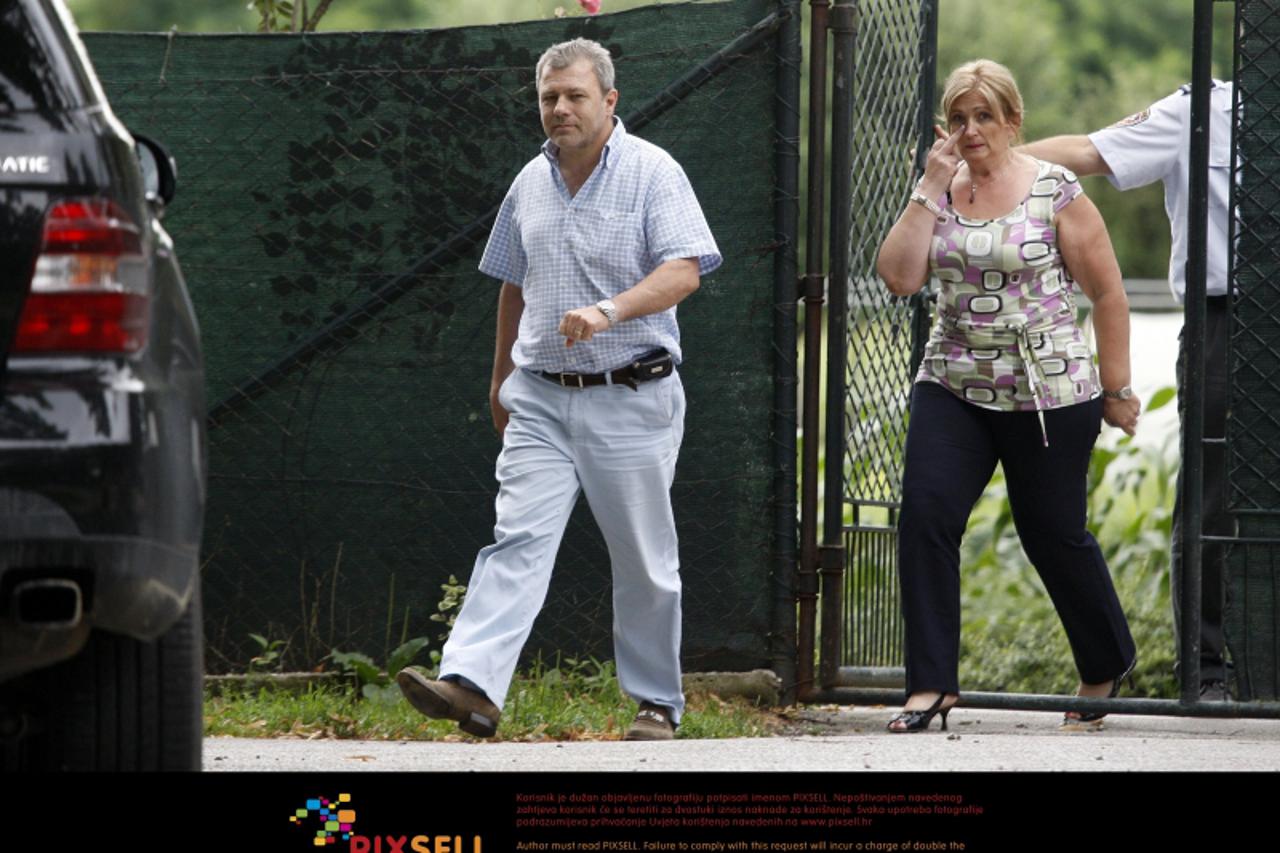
xmin=796 ymin=0 xmax=933 ymax=695
xmin=836 ymin=0 xmax=933 ymax=681
xmin=1225 ymin=0 xmax=1280 ymax=701
xmin=800 ymin=0 xmax=1280 ymax=720
xmin=83 ymin=0 xmax=801 ymax=676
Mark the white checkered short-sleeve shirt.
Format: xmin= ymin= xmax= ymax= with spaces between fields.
xmin=479 ymin=119 xmax=722 ymax=373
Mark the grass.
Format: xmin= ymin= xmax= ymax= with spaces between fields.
xmin=211 ymin=375 xmax=1184 ymax=733
xmin=204 ymin=657 xmax=780 ymax=741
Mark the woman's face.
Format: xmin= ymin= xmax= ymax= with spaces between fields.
xmin=946 ymin=90 xmax=1019 ymax=164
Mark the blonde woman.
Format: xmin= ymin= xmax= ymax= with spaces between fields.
xmin=876 ymin=59 xmax=1139 ymax=731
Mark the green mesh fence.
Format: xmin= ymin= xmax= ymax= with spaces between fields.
xmin=83 ymin=0 xmax=796 ymax=674
xmin=1226 ymin=0 xmax=1280 ymax=700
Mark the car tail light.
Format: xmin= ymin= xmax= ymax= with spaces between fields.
xmin=14 ymin=198 xmax=150 ymax=353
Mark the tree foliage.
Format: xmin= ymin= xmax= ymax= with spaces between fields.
xmin=62 ymin=0 xmax=653 ymax=32
xmin=248 ymin=0 xmax=338 ymax=33
xmin=64 ymin=0 xmax=1240 ymax=276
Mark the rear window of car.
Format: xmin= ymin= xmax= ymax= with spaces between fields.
xmin=0 ymin=0 xmax=77 ymax=115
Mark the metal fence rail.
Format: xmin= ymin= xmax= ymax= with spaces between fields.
xmin=84 ymin=0 xmax=799 ymax=675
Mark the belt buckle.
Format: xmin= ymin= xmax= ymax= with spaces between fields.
xmin=559 ymin=373 xmax=584 ymax=388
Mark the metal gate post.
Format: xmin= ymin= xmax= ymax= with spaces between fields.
xmin=1182 ymin=0 xmax=1215 ymax=705
xmin=820 ymin=0 xmax=858 ymax=689
xmin=772 ymin=0 xmax=803 ymax=706
xmin=908 ymin=1 xmax=938 ymax=378
xmin=797 ymin=0 xmax=832 ymax=702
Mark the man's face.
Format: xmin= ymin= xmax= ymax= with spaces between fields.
xmin=538 ymin=58 xmax=617 ymax=154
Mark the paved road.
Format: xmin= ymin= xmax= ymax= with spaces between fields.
xmin=205 ymin=706 xmax=1280 ymax=771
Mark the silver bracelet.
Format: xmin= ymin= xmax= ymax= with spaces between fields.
xmin=909 ymin=191 xmax=945 ymax=218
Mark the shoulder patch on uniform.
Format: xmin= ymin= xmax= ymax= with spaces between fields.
xmin=1110 ymin=108 xmax=1151 ymax=128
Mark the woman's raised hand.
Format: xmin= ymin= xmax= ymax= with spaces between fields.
xmin=919 ymin=124 xmax=963 ymax=196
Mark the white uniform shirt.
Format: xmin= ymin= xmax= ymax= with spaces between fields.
xmin=1088 ymin=80 xmax=1234 ymax=304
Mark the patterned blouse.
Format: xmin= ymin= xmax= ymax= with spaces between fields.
xmin=916 ymin=160 xmax=1101 ymax=438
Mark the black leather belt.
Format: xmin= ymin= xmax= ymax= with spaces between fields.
xmin=536 ymin=350 xmax=674 ymax=391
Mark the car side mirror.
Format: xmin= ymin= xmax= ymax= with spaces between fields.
xmin=133 ymin=134 xmax=178 ymax=208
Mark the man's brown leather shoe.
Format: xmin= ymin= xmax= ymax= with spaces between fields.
xmin=395 ymin=669 xmax=500 ymax=738
xmin=623 ymin=702 xmax=676 ymax=741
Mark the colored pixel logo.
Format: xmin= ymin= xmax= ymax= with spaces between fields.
xmin=290 ymin=793 xmax=357 ymax=846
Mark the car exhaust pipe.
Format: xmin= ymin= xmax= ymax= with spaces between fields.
xmin=10 ymin=578 xmax=83 ymax=629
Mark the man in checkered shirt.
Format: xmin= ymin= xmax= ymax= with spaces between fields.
xmin=397 ymin=38 xmax=721 ymax=741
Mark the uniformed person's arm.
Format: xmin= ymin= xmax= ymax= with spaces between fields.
xmin=1056 ymin=194 xmax=1141 ymax=435
xmin=558 ymin=258 xmax=699 ymax=346
xmin=490 ymin=282 xmax=524 ymax=435
xmin=1020 ymin=135 xmax=1112 ymax=177
xmin=1088 ymin=92 xmax=1185 ymax=191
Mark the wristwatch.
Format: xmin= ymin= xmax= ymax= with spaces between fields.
xmin=1103 ymin=385 xmax=1134 ymax=400
xmin=595 ymin=298 xmax=618 ymax=327
xmin=909 ymin=190 xmax=945 ymax=218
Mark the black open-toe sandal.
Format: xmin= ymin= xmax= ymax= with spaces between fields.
xmin=1062 ymin=658 xmax=1137 ymax=728
xmin=887 ymin=693 xmax=957 ymax=733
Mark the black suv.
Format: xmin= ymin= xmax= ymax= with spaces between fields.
xmin=0 ymin=0 xmax=204 ymax=770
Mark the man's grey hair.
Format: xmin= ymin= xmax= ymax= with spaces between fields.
xmin=536 ymin=38 xmax=615 ymax=94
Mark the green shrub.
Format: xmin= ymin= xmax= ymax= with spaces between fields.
xmin=958 ymin=388 xmax=1180 ymax=697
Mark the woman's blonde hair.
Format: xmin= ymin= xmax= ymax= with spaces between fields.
xmin=939 ymin=59 xmax=1024 ymax=142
